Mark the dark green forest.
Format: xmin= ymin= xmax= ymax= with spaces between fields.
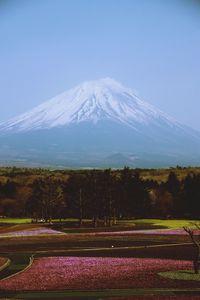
xmin=0 ymin=167 xmax=200 ymax=224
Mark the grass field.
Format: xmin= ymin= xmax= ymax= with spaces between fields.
xmin=0 ymin=218 xmax=32 ymax=224
xmin=0 ymin=218 xmax=86 ymax=224
xmin=159 ymin=270 xmax=200 ymax=281
xmin=0 ymin=217 xmax=198 ymax=228
xmin=133 ymin=219 xmax=199 ymax=229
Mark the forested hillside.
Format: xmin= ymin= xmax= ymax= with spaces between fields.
xmin=0 ymin=166 xmax=200 ymax=223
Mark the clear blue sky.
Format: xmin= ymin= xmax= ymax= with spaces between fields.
xmin=0 ymin=0 xmax=200 ymax=130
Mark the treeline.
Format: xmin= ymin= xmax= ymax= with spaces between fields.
xmin=0 ymin=167 xmax=200 ymax=224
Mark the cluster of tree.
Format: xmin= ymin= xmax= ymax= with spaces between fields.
xmin=26 ymin=168 xmax=150 ymax=226
xmin=157 ymin=172 xmax=200 ymax=219
xmin=0 ymin=167 xmax=200 ymax=224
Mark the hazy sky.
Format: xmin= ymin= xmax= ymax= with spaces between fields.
xmin=0 ymin=0 xmax=200 ymax=130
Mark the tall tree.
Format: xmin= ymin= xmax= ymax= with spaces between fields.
xmin=165 ymin=171 xmax=181 ymax=216
xmin=27 ymin=176 xmax=65 ymax=222
xmin=182 ymin=174 xmax=200 ymax=218
xmin=64 ymin=173 xmax=86 ymax=226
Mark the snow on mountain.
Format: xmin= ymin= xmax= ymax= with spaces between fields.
xmin=0 ymin=78 xmax=183 ymax=133
xmin=0 ymin=78 xmax=199 ymax=167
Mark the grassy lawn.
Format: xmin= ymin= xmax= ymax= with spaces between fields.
xmin=132 ymin=219 xmax=199 ymax=229
xmin=0 ymin=218 xmax=32 ymax=224
xmin=0 ymin=218 xmax=90 ymax=225
xmin=159 ymin=270 xmax=200 ymax=281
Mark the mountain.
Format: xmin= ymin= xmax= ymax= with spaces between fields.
xmin=0 ymin=77 xmax=199 ymax=168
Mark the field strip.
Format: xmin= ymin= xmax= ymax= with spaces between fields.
xmin=0 ymin=258 xmax=11 ymax=271
xmin=33 ymin=242 xmax=192 ymax=254
xmin=0 ymin=243 xmax=192 ymax=281
xmin=1 ymin=288 xmax=200 ymax=298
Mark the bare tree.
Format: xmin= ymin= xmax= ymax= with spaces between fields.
xmin=183 ymin=224 xmax=200 ymax=274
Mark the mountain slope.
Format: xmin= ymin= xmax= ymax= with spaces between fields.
xmin=0 ymin=78 xmax=186 ymax=132
xmin=0 ymin=78 xmax=199 ymax=168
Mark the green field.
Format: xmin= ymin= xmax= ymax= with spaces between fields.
xmin=0 ymin=217 xmax=198 ymax=229
xmin=0 ymin=218 xmax=32 ymax=224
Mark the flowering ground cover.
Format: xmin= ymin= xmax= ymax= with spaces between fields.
xmin=0 ymin=227 xmax=196 ymax=240
xmin=82 ymin=228 xmax=195 ymax=236
xmin=0 ymin=256 xmax=198 ymax=291
xmin=0 ymin=219 xmax=196 ymax=242
xmin=0 ymin=227 xmax=64 ymax=237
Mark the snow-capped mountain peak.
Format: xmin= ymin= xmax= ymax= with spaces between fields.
xmin=0 ymin=77 xmax=200 ymax=168
xmin=0 ymin=78 xmax=180 ymax=133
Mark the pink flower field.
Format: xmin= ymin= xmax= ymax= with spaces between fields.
xmin=0 ymin=226 xmax=198 ymax=240
xmin=84 ymin=228 xmax=200 ymax=236
xmin=0 ymin=256 xmax=198 ymax=291
xmin=0 ymin=227 xmax=64 ymax=237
